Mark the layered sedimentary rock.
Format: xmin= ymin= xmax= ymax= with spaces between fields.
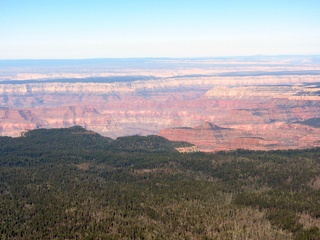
xmin=1 ymin=81 xmax=320 ymax=138
xmin=1 ymin=59 xmax=320 ymax=152
xmin=204 ymin=84 xmax=320 ymax=101
xmin=1 ymin=75 xmax=320 ymax=96
xmin=159 ymin=122 xmax=320 ymax=152
xmin=159 ymin=84 xmax=320 ymax=151
xmin=0 ymin=90 xmax=205 ymax=137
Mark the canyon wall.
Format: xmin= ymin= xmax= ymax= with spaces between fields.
xmin=1 ymin=75 xmax=319 ymax=96
xmin=1 ymin=57 xmax=320 ymax=151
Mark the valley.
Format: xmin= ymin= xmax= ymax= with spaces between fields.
xmin=1 ymin=57 xmax=320 ymax=151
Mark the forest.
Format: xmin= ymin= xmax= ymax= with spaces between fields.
xmin=1 ymin=126 xmax=320 ymax=239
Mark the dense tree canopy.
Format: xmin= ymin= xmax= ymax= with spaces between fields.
xmin=0 ymin=126 xmax=320 ymax=239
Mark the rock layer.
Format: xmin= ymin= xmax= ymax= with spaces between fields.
xmin=0 ymin=73 xmax=320 ymax=152
xmin=159 ymin=122 xmax=320 ymax=152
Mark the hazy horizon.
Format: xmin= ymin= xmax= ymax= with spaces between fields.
xmin=1 ymin=54 xmax=320 ymax=61
xmin=1 ymin=0 xmax=320 ymax=59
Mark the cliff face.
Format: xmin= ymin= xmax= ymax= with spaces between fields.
xmin=204 ymin=85 xmax=320 ymax=101
xmin=0 ymin=75 xmax=320 ymax=152
xmin=0 ymin=91 xmax=205 ymax=137
xmin=158 ymin=84 xmax=320 ymax=151
xmin=159 ymin=122 xmax=320 ymax=152
xmin=1 ymin=75 xmax=319 ymax=96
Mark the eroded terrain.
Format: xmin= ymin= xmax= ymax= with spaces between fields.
xmin=1 ymin=57 xmax=320 ymax=151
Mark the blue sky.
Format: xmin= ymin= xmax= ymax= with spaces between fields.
xmin=1 ymin=0 xmax=319 ymax=59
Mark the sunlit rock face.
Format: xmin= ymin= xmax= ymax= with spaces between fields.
xmin=159 ymin=84 xmax=320 ymax=152
xmin=159 ymin=122 xmax=320 ymax=152
xmin=1 ymin=79 xmax=320 ymax=152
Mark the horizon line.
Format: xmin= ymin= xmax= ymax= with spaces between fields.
xmin=1 ymin=54 xmax=320 ymax=61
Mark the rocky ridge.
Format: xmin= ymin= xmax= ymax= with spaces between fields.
xmin=0 ymin=75 xmax=319 ymax=96
xmin=159 ymin=121 xmax=320 ymax=152
xmin=0 ymin=72 xmax=320 ymax=152
xmin=1 ymin=81 xmax=320 ymax=142
xmin=159 ymin=84 xmax=320 ymax=151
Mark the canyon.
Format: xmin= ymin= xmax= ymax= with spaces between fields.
xmin=1 ymin=57 xmax=320 ymax=152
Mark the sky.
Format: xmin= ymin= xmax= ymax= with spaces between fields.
xmin=1 ymin=0 xmax=320 ymax=59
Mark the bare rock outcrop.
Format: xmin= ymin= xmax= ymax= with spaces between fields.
xmin=159 ymin=122 xmax=320 ymax=152
xmin=1 ymin=75 xmax=320 ymax=153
